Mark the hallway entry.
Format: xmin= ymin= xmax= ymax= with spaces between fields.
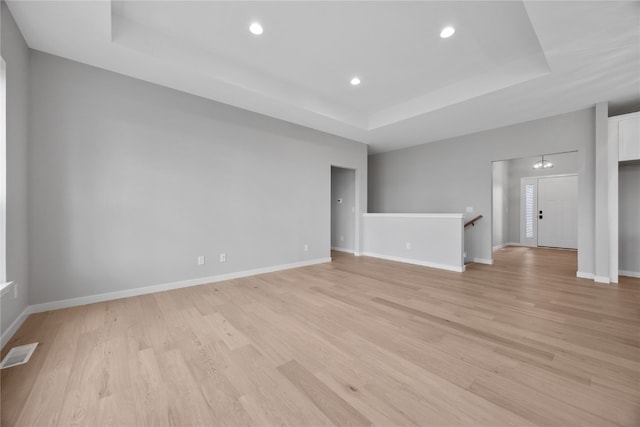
xmin=331 ymin=166 xmax=356 ymax=253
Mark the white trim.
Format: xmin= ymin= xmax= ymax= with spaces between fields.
xmin=330 ymin=164 xmax=360 ymax=255
xmin=576 ymin=271 xmax=594 ymax=280
xmin=1 ymin=306 xmax=30 ymax=349
xmin=619 ymin=270 xmax=640 ymax=279
xmin=27 ymin=257 xmax=331 ymax=315
xmin=361 ymin=252 xmax=464 ymax=272
xmin=1 ymin=258 xmax=331 ymax=348
xmin=492 ymin=242 xmax=526 ymax=248
xmin=0 ymin=58 xmax=6 ymax=284
xmin=331 ymin=246 xmax=354 ymax=254
xmin=520 ymin=172 xmax=579 ymax=180
xmin=473 ymin=258 xmax=494 ymax=265
xmin=0 ymin=281 xmax=14 ymax=297
xmin=594 ymin=276 xmax=612 ymax=284
xmin=537 ymin=246 xmax=578 ymax=252
xmin=363 ymin=213 xmax=464 ymax=219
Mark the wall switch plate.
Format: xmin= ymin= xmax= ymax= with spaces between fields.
xmin=406 ymin=242 xmax=412 ymax=250
xmin=197 ymin=255 xmax=205 ymax=265
xmin=466 ymin=206 xmax=474 ymax=213
xmin=303 ymin=244 xmax=309 ymax=252
xmin=219 ymin=253 xmax=227 ymax=263
xmin=340 ymin=235 xmax=344 ymax=241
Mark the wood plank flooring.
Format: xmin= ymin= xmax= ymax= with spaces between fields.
xmin=2 ymin=246 xmax=639 ymax=426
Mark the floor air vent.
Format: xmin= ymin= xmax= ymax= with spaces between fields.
xmin=0 ymin=343 xmax=38 ymax=369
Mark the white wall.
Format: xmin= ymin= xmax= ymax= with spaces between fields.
xmin=619 ymin=163 xmax=640 ymax=276
xmin=369 ymin=108 xmax=596 ymax=273
xmin=362 ymin=214 xmax=464 ymax=272
xmin=1 ymin=2 xmax=30 ymax=345
xmin=594 ymin=102 xmax=610 ymax=282
xmin=27 ymin=51 xmax=367 ymax=305
xmin=331 ymin=166 xmax=356 ymax=252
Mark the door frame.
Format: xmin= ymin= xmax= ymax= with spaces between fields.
xmin=520 ymin=173 xmax=578 ymax=248
xmin=330 ymin=165 xmax=359 ymax=255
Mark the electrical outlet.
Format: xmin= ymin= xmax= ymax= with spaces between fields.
xmin=466 ymin=206 xmax=474 ymax=213
xmin=406 ymin=242 xmax=412 ymax=250
xmin=219 ymin=253 xmax=227 ymax=263
xmin=340 ymin=235 xmax=344 ymax=242
xmin=303 ymin=244 xmax=309 ymax=252
xmin=197 ymin=255 xmax=205 ymax=265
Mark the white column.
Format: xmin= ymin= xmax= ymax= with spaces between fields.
xmin=594 ymin=102 xmax=610 ymax=283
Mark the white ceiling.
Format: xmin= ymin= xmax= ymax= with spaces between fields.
xmin=6 ymin=1 xmax=640 ymax=153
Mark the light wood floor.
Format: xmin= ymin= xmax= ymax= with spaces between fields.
xmin=2 ymin=247 xmax=639 ymax=426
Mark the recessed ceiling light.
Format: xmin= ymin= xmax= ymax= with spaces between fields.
xmin=440 ymin=26 xmax=455 ymax=38
xmin=249 ymin=22 xmax=263 ymax=35
xmin=350 ymin=77 xmax=361 ymax=86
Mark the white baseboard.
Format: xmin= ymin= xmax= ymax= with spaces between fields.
xmin=576 ymin=271 xmax=594 ymax=280
xmin=619 ymin=270 xmax=640 ymax=279
xmin=493 ymin=243 xmax=528 ymax=250
xmin=361 ymin=252 xmax=464 ymax=272
xmin=331 ymin=246 xmax=354 ymax=254
xmin=1 ymin=306 xmax=31 ymax=349
xmin=0 ymin=257 xmax=331 ymax=348
xmin=473 ymin=258 xmax=494 ymax=265
xmin=28 ymin=257 xmax=331 ymax=315
xmin=594 ymin=275 xmax=612 ymax=284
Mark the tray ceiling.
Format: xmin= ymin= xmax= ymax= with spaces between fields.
xmin=7 ymin=1 xmax=640 ymax=153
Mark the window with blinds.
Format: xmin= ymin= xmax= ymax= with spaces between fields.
xmin=525 ymin=183 xmax=534 ymax=238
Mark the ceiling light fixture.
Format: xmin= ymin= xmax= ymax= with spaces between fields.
xmin=249 ymin=22 xmax=263 ymax=35
xmin=350 ymin=77 xmax=361 ymax=86
xmin=440 ymin=26 xmax=455 ymax=38
xmin=533 ymin=155 xmax=553 ymax=170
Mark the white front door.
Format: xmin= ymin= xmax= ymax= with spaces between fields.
xmin=537 ymin=175 xmax=578 ymax=249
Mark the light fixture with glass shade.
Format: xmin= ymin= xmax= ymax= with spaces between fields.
xmin=533 ymin=155 xmax=553 ymax=170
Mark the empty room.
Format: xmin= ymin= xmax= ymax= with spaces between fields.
xmin=1 ymin=1 xmax=639 ymax=426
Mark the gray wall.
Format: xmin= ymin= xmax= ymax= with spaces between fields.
xmin=619 ymin=163 xmax=640 ymax=275
xmin=331 ymin=166 xmax=355 ymax=252
xmin=505 ymin=151 xmax=579 ymax=244
xmin=491 ymin=161 xmax=508 ymax=248
xmin=369 ymin=108 xmax=595 ymax=269
xmin=1 ymin=2 xmax=30 ymax=340
xmin=28 ymin=51 xmax=367 ymax=305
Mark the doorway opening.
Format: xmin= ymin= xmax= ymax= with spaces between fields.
xmin=491 ymin=151 xmax=579 ymax=261
xmin=331 ymin=166 xmax=356 ymax=254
